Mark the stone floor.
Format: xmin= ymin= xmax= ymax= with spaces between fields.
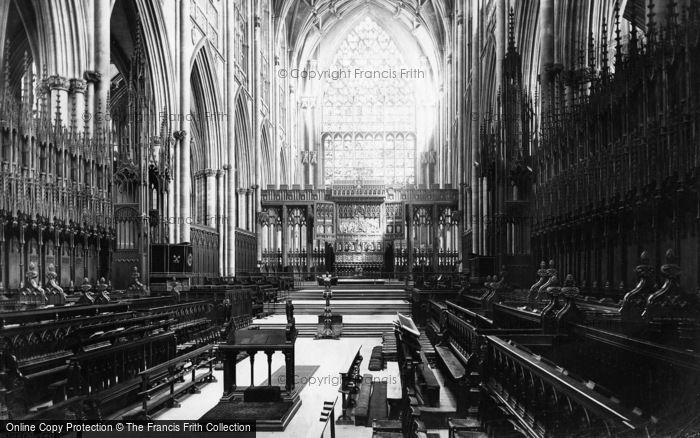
xmin=154 ymin=337 xmax=398 ymax=438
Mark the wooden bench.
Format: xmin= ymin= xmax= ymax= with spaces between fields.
xmin=415 ymin=352 xmax=440 ymax=407
xmin=447 ymin=417 xmax=484 ymax=438
xmin=70 ymin=332 xmax=177 ymax=419
xmin=354 ymin=373 xmax=373 ymax=426
xmin=434 ymin=344 xmax=466 ymax=381
xmin=132 ymin=344 xmax=216 ymax=419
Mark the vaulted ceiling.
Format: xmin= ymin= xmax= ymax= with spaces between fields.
xmin=275 ymin=0 xmax=453 ymax=93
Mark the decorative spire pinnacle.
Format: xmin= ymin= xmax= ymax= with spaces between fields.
xmin=614 ymin=1 xmax=623 ymax=66
xmin=3 ymin=39 xmax=10 ymax=99
xmin=647 ymin=0 xmax=657 ymax=46
xmin=588 ymin=32 xmax=596 ymax=76
xmin=507 ymin=7 xmax=516 ymax=52
xmin=54 ymin=90 xmax=62 ymax=128
xmin=601 ymin=15 xmax=609 ymax=78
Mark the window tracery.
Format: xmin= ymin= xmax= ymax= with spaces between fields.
xmin=322 ymin=17 xmax=416 ymax=186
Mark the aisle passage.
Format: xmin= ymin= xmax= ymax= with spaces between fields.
xmin=155 ymin=338 xmax=400 ymax=438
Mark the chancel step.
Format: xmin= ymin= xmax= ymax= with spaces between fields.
xmin=267 ymin=300 xmax=410 ymax=315
xmin=287 ymin=288 xmax=407 ymax=300
xmin=252 ymin=321 xmax=399 ymax=337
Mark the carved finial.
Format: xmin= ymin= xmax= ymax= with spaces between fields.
xmin=665 ymin=248 xmax=677 ymax=264
xmin=547 ymin=275 xmax=561 ymax=291
xmin=564 ymin=274 xmax=575 ymax=287
xmin=640 ymin=250 xmax=650 ymax=264
xmin=561 ymin=274 xmax=580 ymax=298
xmin=80 ymin=277 xmax=92 ymax=292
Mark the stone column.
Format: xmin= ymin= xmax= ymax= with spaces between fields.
xmin=253 ymin=7 xmax=262 ymax=246
xmin=225 ymin=166 xmax=235 ymax=274
xmin=168 ymin=137 xmax=177 ymax=242
xmin=0 ymin=220 xmax=5 ymax=291
xmin=236 ymin=189 xmax=245 ymax=230
xmin=94 ymin=0 xmax=110 ymax=132
xmin=495 ymin=0 xmax=505 ymax=91
xmin=470 ymin=0 xmax=481 ymax=255
xmin=407 ymin=205 xmax=414 ymax=277
xmin=246 ymin=189 xmax=254 ymax=232
xmin=252 ymin=185 xmax=262 ymax=263
xmin=281 ymin=205 xmax=288 ymax=268
xmin=306 ymin=205 xmax=313 ymax=272
xmin=179 ymin=0 xmax=192 ymax=242
xmin=82 ymin=71 xmax=98 ymax=137
xmin=217 ymin=169 xmax=225 ymax=274
xmin=433 ymin=205 xmax=440 ymax=269
xmin=47 ymin=76 xmax=70 ymax=128
xmin=225 ymin=0 xmax=237 ymax=275
xmin=205 ymin=169 xmax=216 ymax=228
xmin=539 ymin=0 xmax=555 ymax=114
xmin=456 ymin=8 xmax=465 ymax=232
xmin=69 ymin=79 xmax=87 ymax=133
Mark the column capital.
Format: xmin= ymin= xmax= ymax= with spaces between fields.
xmin=46 ymin=75 xmax=70 ymax=91
xmin=204 ymin=168 xmax=215 ymax=177
xmin=222 ymin=164 xmax=232 ymax=171
xmin=173 ymin=130 xmax=188 ymax=141
xmin=83 ymin=70 xmax=101 ymax=84
xmin=216 ymin=169 xmax=225 ymax=177
xmin=237 ymin=188 xmax=247 ymax=195
xmin=69 ymin=78 xmax=87 ymax=94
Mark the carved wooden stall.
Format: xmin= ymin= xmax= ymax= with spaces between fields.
xmin=259 ymin=183 xmax=460 ymax=277
xmin=0 ymin=49 xmax=114 ymax=295
xmin=417 ymin=248 xmax=700 ymax=436
xmin=532 ymin=2 xmax=700 ymax=295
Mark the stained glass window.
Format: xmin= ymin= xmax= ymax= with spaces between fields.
xmin=322 ymin=16 xmax=416 ymax=186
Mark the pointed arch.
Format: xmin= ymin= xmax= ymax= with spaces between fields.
xmin=190 ymin=41 xmax=224 ymax=172
xmin=234 ymin=90 xmax=252 ymax=188
xmin=260 ymin=122 xmax=273 ymax=188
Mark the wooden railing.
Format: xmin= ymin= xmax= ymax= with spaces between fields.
xmin=484 ymin=335 xmax=649 ymax=437
xmin=135 ymin=344 xmax=216 ymax=419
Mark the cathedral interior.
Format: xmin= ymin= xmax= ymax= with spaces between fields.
xmin=1 ymin=0 xmax=699 ymax=436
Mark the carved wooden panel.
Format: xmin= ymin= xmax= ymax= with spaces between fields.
xmin=314 ymin=202 xmax=335 ymax=241
xmin=385 ymin=202 xmax=405 ymax=239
